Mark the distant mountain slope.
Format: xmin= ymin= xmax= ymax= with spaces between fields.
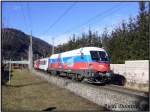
xmin=2 ymin=28 xmax=52 ymax=60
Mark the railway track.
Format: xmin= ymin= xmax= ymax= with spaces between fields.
xmin=36 ymin=69 xmax=147 ymax=97
xmin=33 ymin=69 xmax=149 ymax=111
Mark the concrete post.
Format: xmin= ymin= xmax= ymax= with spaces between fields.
xmin=28 ymin=32 xmax=33 ymax=71
xmin=9 ymin=59 xmax=11 ymax=85
xmin=52 ymin=37 xmax=55 ymax=55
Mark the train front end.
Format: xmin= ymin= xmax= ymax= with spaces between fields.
xmin=87 ymin=49 xmax=113 ymax=84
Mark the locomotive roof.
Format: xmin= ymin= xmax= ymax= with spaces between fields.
xmin=50 ymin=47 xmax=106 ymax=58
xmin=59 ymin=47 xmax=105 ymax=54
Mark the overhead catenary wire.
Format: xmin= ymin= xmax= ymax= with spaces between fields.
xmin=3 ymin=5 xmax=10 ymax=28
xmin=42 ymin=2 xmax=77 ymax=36
xmin=6 ymin=10 xmax=10 ymax=28
xmin=56 ymin=3 xmax=122 ymax=37
xmin=27 ymin=2 xmax=33 ymax=33
xmin=21 ymin=3 xmax=30 ymax=33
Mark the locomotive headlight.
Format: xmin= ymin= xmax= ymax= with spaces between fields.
xmin=98 ymin=64 xmax=106 ymax=69
xmin=98 ymin=65 xmax=104 ymax=67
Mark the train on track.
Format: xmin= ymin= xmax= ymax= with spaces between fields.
xmin=34 ymin=47 xmax=113 ymax=84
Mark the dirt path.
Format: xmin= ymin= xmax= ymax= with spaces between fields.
xmin=2 ymin=69 xmax=107 ymax=111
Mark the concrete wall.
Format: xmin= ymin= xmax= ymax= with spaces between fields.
xmin=110 ymin=60 xmax=149 ymax=84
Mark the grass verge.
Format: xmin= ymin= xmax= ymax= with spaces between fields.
xmin=2 ymin=69 xmax=106 ymax=111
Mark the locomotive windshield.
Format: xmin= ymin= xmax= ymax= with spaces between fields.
xmin=90 ymin=51 xmax=109 ymax=62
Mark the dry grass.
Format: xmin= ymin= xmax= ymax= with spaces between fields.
xmin=2 ymin=69 xmax=106 ymax=111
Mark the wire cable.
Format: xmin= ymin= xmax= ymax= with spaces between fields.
xmin=21 ymin=3 xmax=30 ymax=33
xmin=42 ymin=2 xmax=77 ymax=35
xmin=27 ymin=2 xmax=33 ymax=33
xmin=56 ymin=3 xmax=122 ymax=37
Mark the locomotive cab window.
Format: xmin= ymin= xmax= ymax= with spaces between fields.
xmin=90 ymin=51 xmax=99 ymax=61
xmin=90 ymin=51 xmax=108 ymax=62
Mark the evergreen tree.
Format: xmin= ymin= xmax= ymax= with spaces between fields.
xmin=56 ymin=2 xmax=149 ymax=63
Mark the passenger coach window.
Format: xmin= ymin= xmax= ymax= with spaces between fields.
xmin=39 ymin=60 xmax=46 ymax=65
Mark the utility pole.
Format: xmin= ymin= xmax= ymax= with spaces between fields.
xmin=52 ymin=37 xmax=55 ymax=55
xmin=8 ymin=59 xmax=11 ymax=85
xmin=28 ymin=31 xmax=33 ymax=70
